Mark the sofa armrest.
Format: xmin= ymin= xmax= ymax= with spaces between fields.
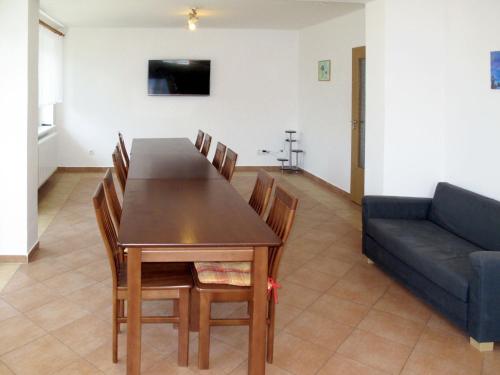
xmin=468 ymin=251 xmax=500 ymax=342
xmin=362 ymin=196 xmax=432 ymax=221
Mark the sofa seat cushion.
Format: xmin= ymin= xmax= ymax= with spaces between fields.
xmin=366 ymin=219 xmax=483 ymax=302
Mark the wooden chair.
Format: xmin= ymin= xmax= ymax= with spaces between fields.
xmin=118 ymin=132 xmax=130 ymax=169
xmin=200 ymin=134 xmax=212 ymax=157
xmin=249 ymin=170 xmax=274 ymax=217
xmin=220 ymin=148 xmax=238 ymax=182
xmin=195 ymin=130 xmax=205 ymax=150
xmin=211 ymin=142 xmax=227 ymax=172
xmin=102 ymin=168 xmax=122 ymax=229
xmin=93 ymin=182 xmax=192 ymax=366
xmin=112 ymin=146 xmax=127 ymax=193
xmin=191 ymin=186 xmax=298 ymax=369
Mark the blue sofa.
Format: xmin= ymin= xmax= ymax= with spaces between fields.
xmin=363 ymin=182 xmax=500 ymax=350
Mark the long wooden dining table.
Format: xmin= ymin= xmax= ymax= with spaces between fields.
xmin=118 ymin=138 xmax=282 ymax=375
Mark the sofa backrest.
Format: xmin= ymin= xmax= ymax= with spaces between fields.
xmin=429 ymin=182 xmax=500 ymax=251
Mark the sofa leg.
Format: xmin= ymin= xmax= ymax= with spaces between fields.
xmin=470 ymin=337 xmax=494 ymax=352
xmin=366 ymin=257 xmax=374 ymax=265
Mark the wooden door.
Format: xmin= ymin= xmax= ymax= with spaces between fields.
xmin=350 ymin=46 xmax=366 ymax=205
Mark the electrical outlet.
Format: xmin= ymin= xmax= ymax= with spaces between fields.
xmin=89 ymin=150 xmax=95 ymax=156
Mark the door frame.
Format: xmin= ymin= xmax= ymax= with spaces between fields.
xmin=350 ymin=46 xmax=366 ymax=205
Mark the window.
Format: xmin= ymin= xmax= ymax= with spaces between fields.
xmin=38 ymin=25 xmax=63 ymax=127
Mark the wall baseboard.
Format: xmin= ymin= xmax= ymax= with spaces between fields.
xmin=235 ymin=166 xmax=282 ymax=172
xmin=235 ymin=166 xmax=352 ymax=202
xmin=0 ymin=241 xmax=39 ymax=264
xmin=301 ymin=169 xmax=352 ymax=201
xmin=57 ymin=167 xmax=109 ymax=173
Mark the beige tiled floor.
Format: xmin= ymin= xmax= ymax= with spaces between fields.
xmin=0 ymin=171 xmax=499 ymax=374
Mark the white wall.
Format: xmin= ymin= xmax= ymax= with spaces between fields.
xmin=61 ymin=28 xmax=298 ymax=166
xmin=365 ymin=0 xmax=446 ymax=197
xmin=366 ymin=0 xmax=500 ymax=200
xmin=444 ymin=0 xmax=500 ymax=199
xmin=298 ymin=10 xmax=365 ymax=193
xmin=364 ymin=0 xmax=385 ymax=195
xmin=0 ymin=0 xmax=39 ymax=257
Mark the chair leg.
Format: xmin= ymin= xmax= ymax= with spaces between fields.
xmin=190 ymin=288 xmax=200 ymax=332
xmin=198 ymin=293 xmax=211 ymax=369
xmin=266 ymin=300 xmax=276 ymax=364
xmin=112 ymin=297 xmax=119 ymax=363
xmin=177 ymin=290 xmax=190 ymax=366
xmin=118 ymin=300 xmax=125 ymax=333
xmin=173 ymin=299 xmax=179 ymax=329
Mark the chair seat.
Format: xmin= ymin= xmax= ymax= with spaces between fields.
xmin=118 ymin=262 xmax=193 ymax=290
xmin=193 ymin=262 xmax=274 ymax=293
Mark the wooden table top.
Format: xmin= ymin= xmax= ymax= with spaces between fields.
xmin=127 ymin=138 xmax=222 ymax=180
xmin=118 ymin=138 xmax=281 ymax=249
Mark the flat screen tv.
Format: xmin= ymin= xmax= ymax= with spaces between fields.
xmin=148 ymin=59 xmax=211 ymax=96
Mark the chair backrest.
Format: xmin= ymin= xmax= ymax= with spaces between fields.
xmin=212 ymin=142 xmax=227 ymax=172
xmin=266 ymin=186 xmax=298 ymax=280
xmin=93 ymin=182 xmax=122 ymax=287
xmin=118 ymin=132 xmax=130 ymax=168
xmin=103 ymin=168 xmax=122 ymax=229
xmin=112 ymin=146 xmax=127 ymax=193
xmin=221 ymin=148 xmax=238 ymax=182
xmin=200 ymin=133 xmax=212 ymax=156
xmin=195 ymin=130 xmax=205 ymax=150
xmin=249 ymin=170 xmax=274 ymax=217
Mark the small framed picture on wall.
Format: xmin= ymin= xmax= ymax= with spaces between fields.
xmin=318 ymin=60 xmax=331 ymax=81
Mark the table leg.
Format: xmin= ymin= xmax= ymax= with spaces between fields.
xmin=127 ymin=248 xmax=142 ymax=375
xmin=248 ymin=246 xmax=268 ymax=375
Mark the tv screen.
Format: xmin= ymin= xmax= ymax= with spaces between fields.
xmin=148 ymin=59 xmax=211 ymax=96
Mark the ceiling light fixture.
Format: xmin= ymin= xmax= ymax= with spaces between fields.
xmin=188 ymin=8 xmax=199 ymax=31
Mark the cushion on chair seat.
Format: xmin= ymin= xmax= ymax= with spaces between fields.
xmin=194 ymin=262 xmax=274 ymax=290
xmin=366 ymin=219 xmax=483 ymax=302
xmin=195 ymin=262 xmax=252 ymax=286
xmin=118 ymin=262 xmax=193 ymax=289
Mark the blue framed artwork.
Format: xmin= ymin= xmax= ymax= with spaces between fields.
xmin=491 ymin=51 xmax=500 ymax=89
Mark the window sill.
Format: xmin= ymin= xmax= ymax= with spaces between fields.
xmin=38 ymin=125 xmax=57 ymax=140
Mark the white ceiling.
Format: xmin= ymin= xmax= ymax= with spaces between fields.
xmin=40 ymin=0 xmax=365 ymax=30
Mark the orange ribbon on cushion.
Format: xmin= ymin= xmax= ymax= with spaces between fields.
xmin=268 ymin=277 xmax=281 ymax=304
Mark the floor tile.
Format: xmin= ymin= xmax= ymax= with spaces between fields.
xmin=230 ymin=361 xmax=293 ymax=375
xmin=25 ymin=298 xmax=90 ymax=331
xmin=337 ymin=329 xmax=413 ymax=375
xmin=284 ymin=267 xmax=338 ymax=292
xmin=0 ymin=271 xmax=37 ymax=295
xmin=374 ymin=286 xmax=432 ymax=324
xmin=42 ymin=270 xmax=97 ymax=296
xmin=284 ymin=311 xmax=353 ymax=351
xmin=0 ymin=361 xmax=14 ymax=375
xmin=52 ymin=359 xmax=105 ymax=374
xmin=317 ymin=354 xmax=389 ymax=375
xmin=401 ymin=347 xmax=480 ymax=375
xmin=278 ymin=281 xmax=322 ymax=310
xmin=2 ymin=283 xmax=59 ymax=312
xmin=413 ymin=326 xmax=482 ymax=373
xmin=272 ymin=332 xmax=332 ymax=375
xmin=358 ymin=309 xmax=425 ymax=347
xmin=1 ymin=335 xmax=79 ymax=375
xmin=52 ymin=314 xmax=111 ymax=356
xmin=0 ymin=298 xmax=19 ymax=322
xmin=308 ymin=294 xmax=370 ymax=327
xmin=0 ymin=315 xmax=45 ymax=356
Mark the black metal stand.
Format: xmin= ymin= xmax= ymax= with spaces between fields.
xmin=278 ymin=130 xmax=303 ymax=173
